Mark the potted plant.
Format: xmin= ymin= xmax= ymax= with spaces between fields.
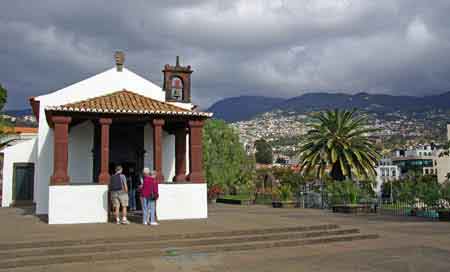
xmin=328 ymin=180 xmax=374 ymax=213
xmin=272 ymin=184 xmax=295 ymax=208
xmin=208 ymin=185 xmax=222 ymax=203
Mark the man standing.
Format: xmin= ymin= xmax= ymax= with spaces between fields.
xmin=109 ymin=165 xmax=130 ymax=224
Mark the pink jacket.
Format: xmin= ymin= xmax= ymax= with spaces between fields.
xmin=141 ymin=176 xmax=159 ymax=199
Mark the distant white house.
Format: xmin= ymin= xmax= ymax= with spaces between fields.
xmin=374 ymin=158 xmax=401 ymax=195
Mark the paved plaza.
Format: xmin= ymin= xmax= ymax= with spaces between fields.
xmin=1 ymin=204 xmax=450 ymax=271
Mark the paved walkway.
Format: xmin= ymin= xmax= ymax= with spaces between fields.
xmin=1 ymin=204 xmax=450 ymax=271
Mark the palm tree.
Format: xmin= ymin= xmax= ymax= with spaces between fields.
xmin=298 ymin=109 xmax=380 ymax=181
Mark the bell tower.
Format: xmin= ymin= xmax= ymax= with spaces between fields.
xmin=163 ymin=56 xmax=193 ymax=103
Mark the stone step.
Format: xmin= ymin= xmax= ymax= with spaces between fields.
xmin=0 ymin=233 xmax=379 ymax=270
xmin=0 ymin=224 xmax=339 ymax=251
xmin=0 ymin=228 xmax=360 ymax=260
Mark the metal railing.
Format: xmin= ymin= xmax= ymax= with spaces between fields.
xmin=377 ymin=199 xmax=439 ymax=220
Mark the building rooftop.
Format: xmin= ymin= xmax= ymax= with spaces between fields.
xmin=45 ymin=89 xmax=212 ymax=117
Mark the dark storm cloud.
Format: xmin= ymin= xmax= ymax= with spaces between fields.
xmin=2 ymin=0 xmax=450 ymax=109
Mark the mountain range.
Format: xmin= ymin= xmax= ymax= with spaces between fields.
xmin=208 ymin=91 xmax=450 ymax=122
xmin=5 ymin=91 xmax=450 ymax=123
xmin=3 ymin=109 xmax=33 ymax=117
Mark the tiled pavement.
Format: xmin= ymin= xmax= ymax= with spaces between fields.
xmin=1 ymin=204 xmax=450 ymax=271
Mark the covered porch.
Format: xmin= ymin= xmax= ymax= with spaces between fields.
xmin=44 ymin=90 xmax=211 ymax=224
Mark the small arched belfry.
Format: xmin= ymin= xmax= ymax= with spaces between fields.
xmin=163 ymin=56 xmax=192 ymax=103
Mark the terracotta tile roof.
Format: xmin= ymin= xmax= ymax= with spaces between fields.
xmin=45 ymin=90 xmax=213 ymax=117
xmin=2 ymin=126 xmax=38 ymax=134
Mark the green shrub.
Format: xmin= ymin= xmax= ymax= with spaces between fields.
xmin=441 ymin=181 xmax=450 ymax=204
xmin=326 ymin=180 xmax=362 ymax=205
xmin=272 ymin=184 xmax=293 ymax=202
xmin=279 ymin=184 xmax=293 ymax=201
xmin=417 ymin=179 xmax=441 ymax=208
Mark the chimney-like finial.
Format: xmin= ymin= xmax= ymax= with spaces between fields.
xmin=115 ymin=51 xmax=125 ymax=72
xmin=176 ymin=55 xmax=180 ymax=67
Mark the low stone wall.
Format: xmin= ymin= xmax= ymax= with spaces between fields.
xmin=157 ymin=183 xmax=207 ymax=220
xmin=48 ymin=184 xmax=108 ymax=224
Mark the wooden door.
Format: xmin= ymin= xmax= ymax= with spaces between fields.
xmin=13 ymin=163 xmax=34 ymax=205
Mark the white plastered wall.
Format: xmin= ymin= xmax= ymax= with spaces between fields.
xmin=34 ymin=66 xmax=166 ymax=215
xmin=48 ymin=185 xmax=108 ymax=224
xmin=436 ymin=156 xmax=450 ymax=184
xmin=163 ymin=131 xmax=175 ymax=182
xmin=1 ymin=139 xmax=37 ymax=207
xmin=68 ymin=121 xmax=94 ymax=184
xmin=157 ymin=183 xmax=207 ymax=220
xmin=144 ymin=125 xmax=190 ymax=182
xmin=35 ymin=102 xmax=56 ymax=215
xmin=143 ymin=124 xmax=154 ymax=171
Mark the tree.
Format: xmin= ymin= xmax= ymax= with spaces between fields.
xmin=203 ymin=119 xmax=255 ymax=194
xmin=254 ymin=139 xmax=273 ymax=164
xmin=298 ymin=109 xmax=380 ymax=181
xmin=0 ymin=84 xmax=7 ymax=110
xmin=0 ymin=84 xmax=9 ymax=136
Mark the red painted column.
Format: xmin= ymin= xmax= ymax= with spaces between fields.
xmin=98 ymin=118 xmax=112 ymax=184
xmin=50 ymin=116 xmax=72 ymax=185
xmin=187 ymin=120 xmax=205 ymax=183
xmin=153 ymin=119 xmax=165 ymax=183
xmin=174 ymin=125 xmax=187 ymax=182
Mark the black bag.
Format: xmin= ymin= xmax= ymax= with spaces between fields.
xmin=109 ymin=174 xmax=123 ymax=191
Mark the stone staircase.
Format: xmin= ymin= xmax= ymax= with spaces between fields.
xmin=0 ymin=224 xmax=378 ymax=270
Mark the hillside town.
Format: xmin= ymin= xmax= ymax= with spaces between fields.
xmin=231 ymin=109 xmax=450 ymax=189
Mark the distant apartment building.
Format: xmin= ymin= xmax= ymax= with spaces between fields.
xmin=434 ymin=124 xmax=450 ymax=183
xmin=386 ymin=124 xmax=450 ymax=184
xmin=391 ymin=144 xmax=438 ymax=176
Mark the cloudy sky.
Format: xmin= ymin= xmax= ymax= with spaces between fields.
xmin=2 ymin=0 xmax=450 ymax=110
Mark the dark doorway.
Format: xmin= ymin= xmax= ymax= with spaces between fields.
xmin=12 ymin=163 xmax=34 ymax=206
xmin=93 ymin=122 xmax=145 ymax=182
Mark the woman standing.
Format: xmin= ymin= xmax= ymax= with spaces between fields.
xmin=140 ymin=168 xmax=159 ymax=225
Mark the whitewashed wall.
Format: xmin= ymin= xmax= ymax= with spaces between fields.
xmin=68 ymin=121 xmax=94 ymax=184
xmin=34 ymin=66 xmax=167 ymax=215
xmin=437 ymin=156 xmax=450 ymax=184
xmin=186 ymin=134 xmax=190 ymax=177
xmin=36 ymin=68 xmax=165 ymax=107
xmin=48 ymin=185 xmax=108 ymax=224
xmin=157 ymin=183 xmax=207 ymax=220
xmin=143 ymin=124 xmax=154 ymax=171
xmin=35 ymin=105 xmax=53 ymax=214
xmin=1 ymin=139 xmax=37 ymax=207
xmin=163 ymin=131 xmax=175 ymax=182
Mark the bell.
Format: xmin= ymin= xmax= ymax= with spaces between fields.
xmin=172 ymin=88 xmax=181 ymax=100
